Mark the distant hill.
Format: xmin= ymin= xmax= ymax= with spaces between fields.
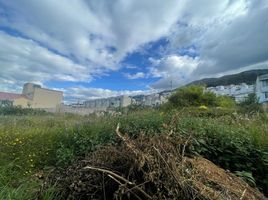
xmin=188 ymin=69 xmax=268 ymax=87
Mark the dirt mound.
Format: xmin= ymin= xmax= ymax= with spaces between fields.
xmin=47 ymin=125 xmax=266 ymax=200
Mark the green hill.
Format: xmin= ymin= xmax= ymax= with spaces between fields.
xmin=189 ymin=69 xmax=268 ymax=87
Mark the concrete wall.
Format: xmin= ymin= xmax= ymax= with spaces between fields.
xmin=13 ymin=97 xmax=32 ymax=108
xmin=31 ymin=88 xmax=63 ymax=108
xmin=84 ymin=95 xmax=131 ymax=109
xmin=120 ymin=95 xmax=131 ymax=107
xmin=44 ymin=105 xmax=97 ymax=115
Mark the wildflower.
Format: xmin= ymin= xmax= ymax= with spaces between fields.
xmin=199 ymin=105 xmax=208 ymax=110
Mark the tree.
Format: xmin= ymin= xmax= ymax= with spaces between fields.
xmin=167 ymin=85 xmax=218 ymax=108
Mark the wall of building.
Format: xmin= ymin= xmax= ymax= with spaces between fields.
xmin=120 ymin=96 xmax=131 ymax=107
xmin=31 ymin=88 xmax=63 ymax=108
xmin=22 ymin=83 xmax=41 ymax=99
xmin=13 ymin=97 xmax=32 ymax=108
xmin=84 ymin=95 xmax=131 ymax=110
xmin=43 ymin=105 xmax=95 ymax=115
xmin=256 ymin=74 xmax=268 ymax=103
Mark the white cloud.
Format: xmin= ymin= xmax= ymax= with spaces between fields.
xmin=0 ymin=0 xmax=267 ymax=94
xmin=0 ymin=0 xmax=182 ymax=68
xmin=166 ymin=0 xmax=268 ymax=77
xmin=0 ymin=31 xmax=93 ymax=89
xmin=149 ymin=55 xmax=200 ymax=89
xmin=60 ymin=86 xmax=158 ymax=104
xmin=124 ymin=72 xmax=145 ymax=79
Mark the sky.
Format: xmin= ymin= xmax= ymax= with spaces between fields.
xmin=0 ymin=0 xmax=268 ymax=103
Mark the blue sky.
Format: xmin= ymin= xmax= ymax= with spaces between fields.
xmin=0 ymin=0 xmax=268 ymax=103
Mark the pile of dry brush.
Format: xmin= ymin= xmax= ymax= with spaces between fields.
xmin=42 ymin=124 xmax=266 ymax=200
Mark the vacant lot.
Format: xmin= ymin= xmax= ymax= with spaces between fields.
xmin=0 ymin=108 xmax=267 ymax=199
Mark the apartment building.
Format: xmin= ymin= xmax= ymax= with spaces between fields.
xmin=256 ymin=74 xmax=268 ymax=103
xmin=22 ymin=83 xmax=63 ymax=109
xmin=0 ymin=83 xmax=63 ymax=109
xmin=84 ymin=95 xmax=131 ymax=110
xmin=206 ymin=83 xmax=255 ymax=102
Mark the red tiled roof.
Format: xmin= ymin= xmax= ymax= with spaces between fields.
xmin=0 ymin=92 xmax=28 ymax=100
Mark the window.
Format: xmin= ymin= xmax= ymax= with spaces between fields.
xmin=265 ymin=92 xmax=268 ymax=99
xmin=262 ymin=80 xmax=268 ymax=87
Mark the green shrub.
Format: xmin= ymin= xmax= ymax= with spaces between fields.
xmin=238 ymin=93 xmax=263 ymax=114
xmin=168 ymin=85 xmax=214 ymax=107
xmin=216 ymin=95 xmax=236 ymax=108
xmin=165 ymin=85 xmax=236 ymax=110
xmin=0 ymin=106 xmax=47 ymax=116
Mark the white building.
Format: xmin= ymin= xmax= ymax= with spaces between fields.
xmin=83 ymin=95 xmax=131 ymax=110
xmin=206 ymin=83 xmax=255 ymax=102
xmin=131 ymin=90 xmax=172 ymax=107
xmin=256 ymin=74 xmax=268 ymax=104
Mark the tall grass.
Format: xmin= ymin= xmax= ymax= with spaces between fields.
xmin=0 ymin=109 xmax=267 ymax=198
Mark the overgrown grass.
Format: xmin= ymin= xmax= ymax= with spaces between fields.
xmin=0 ymin=108 xmax=267 ymax=198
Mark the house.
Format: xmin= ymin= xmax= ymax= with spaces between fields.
xmin=22 ymin=83 xmax=63 ymax=109
xmin=0 ymin=83 xmax=63 ymax=109
xmin=0 ymin=92 xmax=31 ymax=108
xmin=206 ymin=83 xmax=255 ymax=102
xmin=256 ymin=74 xmax=268 ymax=104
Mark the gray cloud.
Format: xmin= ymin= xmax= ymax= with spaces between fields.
xmin=149 ymin=0 xmax=268 ymax=89
xmin=195 ymin=2 xmax=268 ymax=75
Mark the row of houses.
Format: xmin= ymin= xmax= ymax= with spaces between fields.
xmin=206 ymin=74 xmax=268 ymax=104
xmin=79 ymin=90 xmax=172 ymax=110
xmin=1 ymin=73 xmax=267 ymax=112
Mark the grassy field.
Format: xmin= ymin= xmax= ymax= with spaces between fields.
xmin=0 ymin=108 xmax=267 ymax=199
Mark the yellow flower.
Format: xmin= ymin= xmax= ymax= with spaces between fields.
xmin=15 ymin=138 xmax=19 ymax=142
xmin=199 ymin=105 xmax=208 ymax=110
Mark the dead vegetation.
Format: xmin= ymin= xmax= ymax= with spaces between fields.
xmin=45 ymin=124 xmax=266 ymax=200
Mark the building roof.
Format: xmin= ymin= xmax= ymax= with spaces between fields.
xmin=258 ymin=74 xmax=268 ymax=80
xmin=0 ymin=92 xmax=29 ymax=100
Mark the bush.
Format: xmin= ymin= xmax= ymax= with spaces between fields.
xmin=217 ymin=95 xmax=236 ymax=108
xmin=165 ymin=85 xmax=236 ymax=110
xmin=238 ymin=93 xmax=263 ymax=114
xmin=0 ymin=106 xmax=47 ymax=115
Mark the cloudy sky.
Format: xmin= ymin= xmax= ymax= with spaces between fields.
xmin=0 ymin=0 xmax=268 ymax=103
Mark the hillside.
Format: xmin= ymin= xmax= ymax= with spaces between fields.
xmin=189 ymin=69 xmax=268 ymax=87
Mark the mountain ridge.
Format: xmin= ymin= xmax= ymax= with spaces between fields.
xmin=188 ymin=69 xmax=268 ymax=87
